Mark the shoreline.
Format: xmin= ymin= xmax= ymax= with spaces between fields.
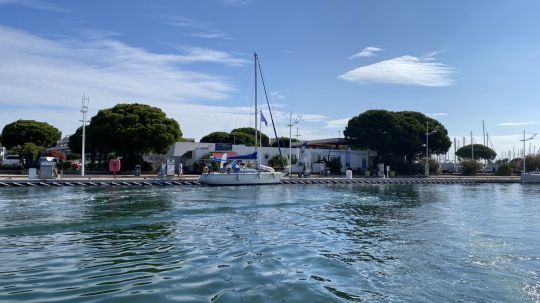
xmin=0 ymin=174 xmax=521 ymax=187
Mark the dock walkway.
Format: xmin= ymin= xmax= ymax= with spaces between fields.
xmin=0 ymin=175 xmax=520 ymax=187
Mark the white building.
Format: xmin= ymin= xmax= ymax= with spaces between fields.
xmin=166 ymin=138 xmax=376 ymax=174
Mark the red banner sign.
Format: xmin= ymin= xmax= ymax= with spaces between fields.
xmin=109 ymin=159 xmax=121 ymax=172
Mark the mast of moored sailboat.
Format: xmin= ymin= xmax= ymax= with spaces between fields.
xmin=254 ymin=52 xmax=259 ymax=167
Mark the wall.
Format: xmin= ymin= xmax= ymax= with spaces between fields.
xmin=167 ymin=142 xmax=372 ymax=174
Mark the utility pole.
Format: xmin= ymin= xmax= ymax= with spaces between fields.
xmin=287 ymin=112 xmax=301 ymax=175
xmin=80 ymin=93 xmax=89 ymax=177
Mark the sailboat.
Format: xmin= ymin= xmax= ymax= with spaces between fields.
xmin=198 ymin=53 xmax=286 ymax=185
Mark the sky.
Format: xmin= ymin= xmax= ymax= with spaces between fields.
xmin=1 ymin=0 xmax=540 ymax=158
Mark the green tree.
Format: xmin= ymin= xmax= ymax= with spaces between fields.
xmin=13 ymin=142 xmax=45 ymax=168
xmin=68 ymin=126 xmax=83 ymax=154
xmin=86 ymin=103 xmax=181 ymax=168
xmin=231 ymin=127 xmax=269 ymax=146
xmin=343 ymin=110 xmax=451 ymax=167
xmin=272 ymin=137 xmax=298 ymax=147
xmin=200 ymin=128 xmax=269 ymax=146
xmin=456 ymin=144 xmax=497 ymax=160
xmin=1 ymin=120 xmax=61 ymax=148
xmin=230 ymin=132 xmax=256 ymax=145
xmin=200 ymin=132 xmax=230 ymax=144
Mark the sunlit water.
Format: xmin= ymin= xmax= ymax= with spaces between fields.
xmin=0 ymin=184 xmax=539 ymax=302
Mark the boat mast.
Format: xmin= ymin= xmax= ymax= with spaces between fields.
xmin=254 ymin=52 xmax=258 ymax=166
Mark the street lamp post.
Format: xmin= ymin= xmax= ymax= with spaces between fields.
xmin=425 ymin=121 xmax=439 ymax=176
xmin=520 ymin=130 xmax=536 ymax=173
xmin=80 ymin=93 xmax=89 ymax=177
xmin=287 ymin=112 xmax=301 ymax=176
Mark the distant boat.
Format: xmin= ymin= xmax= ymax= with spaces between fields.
xmin=521 ymin=172 xmax=540 ymax=183
xmin=198 ymin=53 xmax=285 ymax=186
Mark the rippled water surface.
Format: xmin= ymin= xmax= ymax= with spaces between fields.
xmin=1 ymin=184 xmax=539 ymax=302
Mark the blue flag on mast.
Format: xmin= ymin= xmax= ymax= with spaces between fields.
xmin=260 ymin=111 xmax=268 ymax=127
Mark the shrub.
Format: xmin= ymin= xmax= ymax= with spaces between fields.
xmin=396 ymin=162 xmax=425 ymax=175
xmin=461 ymin=160 xmax=481 ymax=175
xmin=495 ymin=163 xmax=512 ymax=176
xmin=268 ymin=155 xmax=287 ymax=170
xmin=328 ymin=158 xmax=342 ymax=174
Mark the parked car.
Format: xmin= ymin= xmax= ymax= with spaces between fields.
xmin=482 ymin=166 xmax=496 ymax=173
xmin=1 ymin=155 xmax=22 ymax=167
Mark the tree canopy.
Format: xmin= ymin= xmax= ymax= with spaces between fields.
xmin=343 ymin=110 xmax=451 ymax=165
xmin=231 ymin=127 xmax=270 ymax=146
xmin=456 ymin=144 xmax=497 ymax=160
xmin=1 ymin=119 xmax=61 ymax=148
xmin=12 ymin=142 xmax=45 ymax=168
xmin=200 ymin=127 xmax=270 ymax=146
xmin=72 ymin=103 xmax=181 ymax=168
xmin=272 ymin=137 xmax=298 ymax=147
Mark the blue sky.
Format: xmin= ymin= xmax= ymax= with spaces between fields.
xmin=1 ymin=0 xmax=540 ymax=156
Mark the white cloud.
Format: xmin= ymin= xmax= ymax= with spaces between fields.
xmin=0 ymin=26 xmax=336 ymax=142
xmin=348 ymin=46 xmax=383 ymax=59
xmin=168 ymin=16 xmax=229 ymax=39
xmin=270 ymin=90 xmax=285 ymax=100
xmin=339 ymin=54 xmax=455 ymax=87
xmin=324 ymin=118 xmax=349 ymax=128
xmin=220 ymin=0 xmax=252 ymax=6
xmin=0 ymin=0 xmax=68 ymax=12
xmin=0 ymin=26 xmax=249 ymax=136
xmin=189 ymin=31 xmax=228 ymax=39
xmin=498 ymin=121 xmax=540 ymax=126
xmin=300 ymin=114 xmax=328 ymax=122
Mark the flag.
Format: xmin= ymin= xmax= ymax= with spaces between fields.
xmin=260 ymin=111 xmax=268 ymax=127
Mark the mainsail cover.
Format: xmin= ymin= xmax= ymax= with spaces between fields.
xmin=228 ymin=152 xmax=258 ymax=160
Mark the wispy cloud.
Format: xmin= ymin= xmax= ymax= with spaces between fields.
xmin=270 ymin=91 xmax=285 ymax=100
xmin=168 ymin=16 xmax=230 ymax=39
xmin=0 ymin=25 xmax=337 ymax=142
xmin=426 ymin=112 xmax=448 ymax=117
xmin=324 ymin=118 xmax=349 ymax=128
xmin=0 ymin=26 xmax=248 ymax=134
xmin=339 ymin=53 xmax=455 ymax=87
xmin=349 ymin=46 xmax=383 ymax=59
xmin=301 ymin=114 xmax=328 ymax=122
xmin=220 ymin=0 xmax=252 ymax=6
xmin=172 ymin=46 xmax=248 ymax=66
xmin=0 ymin=0 xmax=68 ymax=12
xmin=189 ymin=31 xmax=228 ymax=39
xmin=498 ymin=121 xmax=540 ymax=126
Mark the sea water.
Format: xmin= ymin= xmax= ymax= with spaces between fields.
xmin=0 ymin=184 xmax=539 ymax=302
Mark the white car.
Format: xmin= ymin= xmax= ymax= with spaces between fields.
xmin=1 ymin=155 xmax=22 ymax=167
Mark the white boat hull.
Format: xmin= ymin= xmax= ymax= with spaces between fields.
xmin=521 ymin=172 xmax=540 ymax=183
xmin=198 ymin=172 xmax=285 ymax=185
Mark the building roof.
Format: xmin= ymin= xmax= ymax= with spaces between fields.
xmin=291 ymin=138 xmax=351 ymax=149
